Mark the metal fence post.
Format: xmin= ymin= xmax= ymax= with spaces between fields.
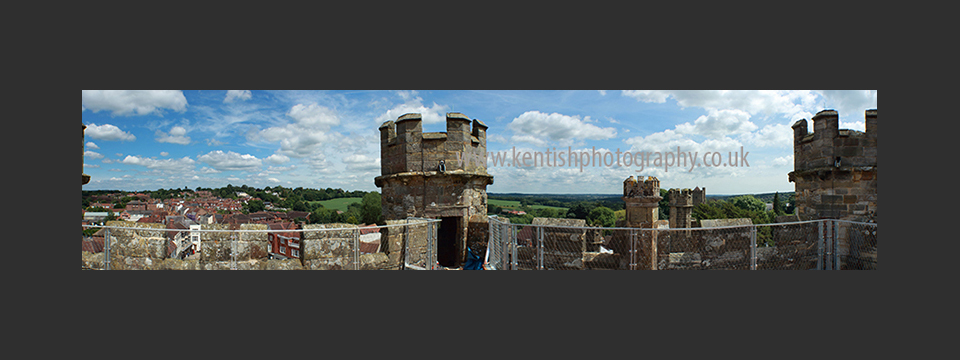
xmin=825 ymin=220 xmax=833 ymax=270
xmin=834 ymin=220 xmax=841 ymax=270
xmin=629 ymin=229 xmax=637 ymax=270
xmin=750 ymin=226 xmax=757 ymax=270
xmin=231 ymin=232 xmax=238 ymax=270
xmin=354 ymin=227 xmax=360 ymax=270
xmin=511 ymin=226 xmax=518 ymax=270
xmin=423 ymin=222 xmax=433 ymax=270
xmin=817 ymin=221 xmax=824 ymax=270
xmin=537 ymin=226 xmax=544 ymax=270
xmin=105 ymin=227 xmax=111 ymax=270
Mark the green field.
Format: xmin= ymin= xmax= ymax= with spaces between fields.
xmin=309 ymin=198 xmax=362 ymax=212
xmin=488 ymin=199 xmax=567 ymax=213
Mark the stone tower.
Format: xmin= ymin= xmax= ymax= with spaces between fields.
xmin=82 ymin=123 xmax=90 ymax=185
xmin=623 ymin=176 xmax=662 ymax=228
xmin=788 ymin=109 xmax=877 ymax=221
xmin=375 ymin=112 xmax=494 ymax=268
xmin=668 ymin=187 xmax=705 ymax=228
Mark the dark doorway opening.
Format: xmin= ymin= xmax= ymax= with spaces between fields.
xmin=437 ymin=217 xmax=461 ymax=268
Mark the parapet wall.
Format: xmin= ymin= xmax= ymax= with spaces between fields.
xmin=81 ymin=221 xmax=401 ymax=270
xmin=379 ymin=112 xmax=489 ymax=175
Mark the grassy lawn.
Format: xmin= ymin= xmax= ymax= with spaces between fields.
xmin=488 ymin=199 xmax=567 ymax=213
xmin=309 ymin=198 xmax=362 ymax=212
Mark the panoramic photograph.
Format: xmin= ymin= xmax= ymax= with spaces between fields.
xmin=81 ymin=90 xmax=878 ymax=270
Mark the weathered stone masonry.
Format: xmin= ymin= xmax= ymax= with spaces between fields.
xmin=81 ymin=221 xmax=399 ymax=270
xmin=622 ymin=176 xmax=661 ymax=228
xmin=375 ymin=112 xmax=494 ymax=268
xmin=788 ymin=109 xmax=877 ymax=222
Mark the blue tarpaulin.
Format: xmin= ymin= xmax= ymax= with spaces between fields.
xmin=462 ymin=247 xmax=484 ymax=270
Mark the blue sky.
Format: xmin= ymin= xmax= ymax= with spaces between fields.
xmin=82 ymin=90 xmax=877 ymax=195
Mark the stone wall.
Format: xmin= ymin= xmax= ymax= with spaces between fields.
xmin=789 ymin=110 xmax=877 ymax=222
xmin=81 ymin=221 xmax=404 ymax=270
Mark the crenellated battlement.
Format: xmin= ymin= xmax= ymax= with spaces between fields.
xmin=789 ymin=109 xmax=877 ymax=222
xmin=623 ymin=176 xmax=661 ymax=198
xmin=379 ymin=112 xmax=488 ymax=176
xmin=792 ymin=109 xmax=877 ymax=172
xmin=668 ymin=189 xmax=694 ymax=207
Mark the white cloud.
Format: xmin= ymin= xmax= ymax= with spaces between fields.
xmin=251 ymin=103 xmax=340 ymax=158
xmin=85 ymin=142 xmax=99 ymax=150
xmin=598 ymin=90 xmax=607 ymax=96
xmin=487 ymin=134 xmax=508 ymax=143
xmin=839 ymin=120 xmax=866 ymax=132
xmin=264 ymin=154 xmax=290 ymax=165
xmin=160 ymin=152 xmax=169 ymax=157
xmin=818 ymin=90 xmax=877 ymax=122
xmin=773 ymin=155 xmax=793 ymax=167
xmin=375 ymin=92 xmax=448 ymax=124
xmin=343 ymin=154 xmax=381 ymax=172
xmin=85 ymin=123 xmax=136 ymax=142
xmin=82 ymin=90 xmax=188 ymax=116
xmin=675 ymin=109 xmax=757 ymax=138
xmin=622 ymin=90 xmax=818 ymax=120
xmin=198 ymin=151 xmax=262 ymax=172
xmin=287 ymin=103 xmax=340 ymax=131
xmin=740 ymin=123 xmax=793 ymax=148
xmin=206 ymin=138 xmax=226 ymax=147
xmin=621 ymin=90 xmax=672 ymax=103
xmin=508 ymin=111 xmax=617 ymax=147
xmin=122 ymin=155 xmax=196 ymax=171
xmin=224 ymin=90 xmax=253 ymax=103
xmin=155 ymin=126 xmax=191 ymax=145
xmin=84 ymin=151 xmax=104 ymax=159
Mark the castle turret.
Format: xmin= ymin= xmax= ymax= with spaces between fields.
xmin=668 ymin=187 xmax=705 ymax=228
xmin=375 ymin=112 xmax=494 ymax=268
xmin=788 ymin=109 xmax=877 ymax=222
xmin=623 ymin=176 xmax=662 ymax=228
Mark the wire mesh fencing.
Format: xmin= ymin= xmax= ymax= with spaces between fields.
xmin=654 ymin=226 xmax=753 ymax=270
xmin=483 ymin=219 xmax=876 ymax=270
xmin=81 ymin=219 xmax=440 ymax=270
xmin=754 ymin=221 xmax=822 ymax=270
xmin=837 ymin=221 xmax=877 ymax=270
xmin=401 ymin=218 xmax=436 ymax=270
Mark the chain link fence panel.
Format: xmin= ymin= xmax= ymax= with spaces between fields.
xmin=755 ymin=221 xmax=822 ymax=270
xmin=837 ymin=221 xmax=877 ymax=270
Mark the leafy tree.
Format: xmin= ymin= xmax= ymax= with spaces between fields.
xmin=245 ymin=199 xmax=265 ymax=213
xmin=567 ymin=201 xmax=594 ymax=220
xmin=729 ymin=195 xmax=765 ymax=213
xmin=360 ymin=192 xmax=383 ymax=225
xmin=773 ymin=192 xmax=784 ymax=216
xmin=536 ymin=208 xmax=558 ymax=219
xmin=587 ymin=206 xmax=616 ymax=228
xmin=659 ymin=189 xmax=670 ymax=220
